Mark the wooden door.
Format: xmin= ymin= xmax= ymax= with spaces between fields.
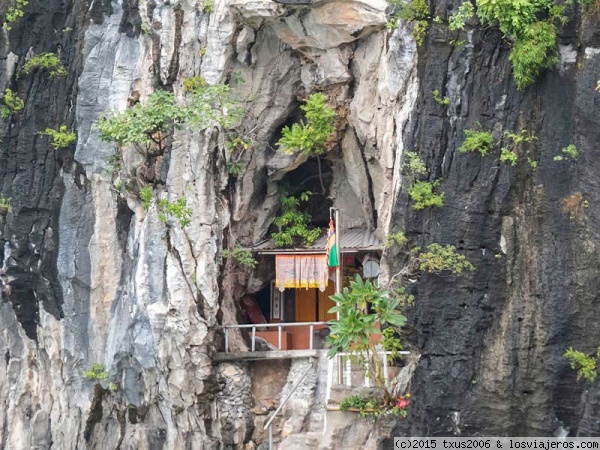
xmin=295 ymin=288 xmax=317 ymax=322
xmin=318 ymin=283 xmax=336 ymax=321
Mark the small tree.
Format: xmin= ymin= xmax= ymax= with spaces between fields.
xmin=564 ymin=347 xmax=600 ymax=382
xmin=272 ymin=191 xmax=320 ymax=248
xmin=277 ymin=93 xmax=335 ymax=156
xmin=327 ymin=276 xmax=407 ymax=405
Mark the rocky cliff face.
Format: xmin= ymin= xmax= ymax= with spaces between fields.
xmin=0 ymin=0 xmax=599 ymax=448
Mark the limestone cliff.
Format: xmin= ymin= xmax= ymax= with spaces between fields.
xmin=0 ymin=0 xmax=598 ymax=448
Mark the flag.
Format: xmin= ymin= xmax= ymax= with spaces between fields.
xmin=325 ymin=219 xmax=339 ymax=268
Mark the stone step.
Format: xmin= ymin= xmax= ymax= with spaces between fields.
xmin=277 ymin=431 xmax=329 ymax=450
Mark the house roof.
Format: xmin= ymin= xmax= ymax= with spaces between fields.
xmin=252 ymin=228 xmax=383 ymax=255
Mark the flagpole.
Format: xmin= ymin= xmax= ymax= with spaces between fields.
xmin=335 ymin=208 xmax=341 ymax=298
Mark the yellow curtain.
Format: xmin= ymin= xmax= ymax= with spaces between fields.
xmin=275 ymin=254 xmax=328 ymax=292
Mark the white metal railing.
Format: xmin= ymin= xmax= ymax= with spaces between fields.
xmin=222 ymin=322 xmax=328 ymax=352
xmin=325 ymin=350 xmax=411 ymax=404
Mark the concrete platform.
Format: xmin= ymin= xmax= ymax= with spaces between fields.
xmin=214 ymin=349 xmax=322 ymax=361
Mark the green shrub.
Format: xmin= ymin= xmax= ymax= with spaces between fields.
xmin=19 ymin=52 xmax=66 ymax=78
xmin=418 ymin=243 xmax=475 ymax=274
xmin=476 ymin=0 xmax=542 ymax=36
xmin=139 ymin=186 xmax=153 ymax=210
xmin=528 ymin=158 xmax=538 ymax=169
xmin=459 ymin=129 xmax=493 ymax=156
xmin=475 ymin=0 xmax=560 ymax=89
xmin=381 ymin=326 xmax=404 ymax=357
xmin=226 ymin=161 xmax=244 ymax=176
xmin=0 ymin=195 xmax=12 ymax=213
xmin=277 ymin=93 xmax=335 ymax=155
xmin=223 ymin=248 xmax=257 ymax=269
xmin=409 ymin=181 xmax=444 ymax=210
xmin=97 ymin=90 xmax=185 ymax=146
xmin=554 ymin=144 xmax=578 ymax=161
xmin=183 ymin=76 xmax=207 ymax=93
xmin=448 ymin=1 xmax=475 ymax=31
xmin=387 ymin=0 xmax=430 ymax=45
xmin=500 ymin=148 xmax=518 ymax=166
xmin=509 ymin=21 xmax=558 ymax=89
xmin=184 ymin=83 xmax=240 ymax=130
xmin=403 ymin=151 xmax=428 ymax=178
xmin=84 ymin=363 xmax=109 ymax=382
xmin=39 ymin=125 xmax=76 ymax=150
xmin=432 ymin=89 xmax=450 ymax=106
xmin=272 ymin=191 xmax=320 ymax=247
xmin=200 ymin=0 xmax=215 ymax=13
xmin=564 ymin=347 xmax=599 ymax=382
xmin=158 ymin=197 xmax=192 ymax=227
xmin=1 ymin=88 xmax=24 ymax=118
xmin=340 ymin=395 xmax=370 ymax=411
xmin=3 ymin=0 xmax=28 ymax=31
xmin=328 ymin=276 xmax=407 ymax=405
xmin=385 ymin=232 xmax=408 ymax=248
xmin=500 ymin=129 xmax=537 ymax=165
xmin=97 ymin=85 xmax=238 ymax=147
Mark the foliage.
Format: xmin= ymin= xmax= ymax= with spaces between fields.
xmin=226 ymin=161 xmax=244 ymax=176
xmin=509 ymin=21 xmax=558 ymax=89
xmin=201 ymin=0 xmax=215 ymax=13
xmin=448 ymin=1 xmax=475 ymax=31
xmin=1 ymin=88 xmax=24 ymax=118
xmin=226 ymin=136 xmax=252 ymax=153
xmin=475 ymin=0 xmax=560 ymax=89
xmin=504 ymin=129 xmax=537 ymax=147
xmin=39 ymin=125 xmax=76 ymax=150
xmin=97 ymin=85 xmax=238 ymax=149
xmin=327 ymin=276 xmax=407 ymax=404
xmin=183 ymin=76 xmax=207 ymax=93
xmin=340 ymin=395 xmax=370 ymax=411
xmin=528 ymin=158 xmax=538 ymax=170
xmin=387 ymin=0 xmax=430 ymax=45
xmin=3 ymin=0 xmax=28 ymax=31
xmin=418 ymin=243 xmax=475 ymax=274
xmin=272 ymin=191 xmax=320 ymax=248
xmin=106 ymin=151 xmax=123 ymax=177
xmin=381 ymin=326 xmax=404 ymax=358
xmin=459 ymin=129 xmax=493 ymax=156
xmin=408 ymin=181 xmax=444 ymax=210
xmin=158 ymin=197 xmax=192 ymax=227
xmin=186 ymin=83 xmax=240 ymax=130
xmin=223 ymin=248 xmax=257 ymax=269
xmin=476 ymin=0 xmax=546 ymax=36
xmin=140 ymin=22 xmax=152 ymax=35
xmin=139 ymin=186 xmax=153 ymax=210
xmin=403 ymin=151 xmax=428 ymax=178
xmin=432 ymin=89 xmax=450 ymax=106
xmin=596 ymin=80 xmax=600 ymax=92
xmin=19 ymin=52 xmax=66 ymax=78
xmin=392 ymin=285 xmax=415 ymax=307
xmin=500 ymin=148 xmax=518 ymax=166
xmin=97 ymin=90 xmax=186 ymax=147
xmin=84 ymin=363 xmax=109 ymax=382
xmin=0 ymin=195 xmax=12 ymax=213
xmin=554 ymin=144 xmax=578 ymax=161
xmin=277 ymin=93 xmax=335 ymax=155
xmin=385 ymin=232 xmax=407 ymax=248
xmin=498 ymin=129 xmax=537 ymax=165
xmin=564 ymin=347 xmax=599 ymax=382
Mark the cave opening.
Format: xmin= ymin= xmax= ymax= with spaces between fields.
xmin=277 ymin=155 xmax=334 ymax=229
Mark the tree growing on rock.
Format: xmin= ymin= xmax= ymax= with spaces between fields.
xmin=327 ymin=276 xmax=407 ymax=406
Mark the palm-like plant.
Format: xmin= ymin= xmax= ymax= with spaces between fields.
xmin=327 ymin=276 xmax=407 ymax=404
